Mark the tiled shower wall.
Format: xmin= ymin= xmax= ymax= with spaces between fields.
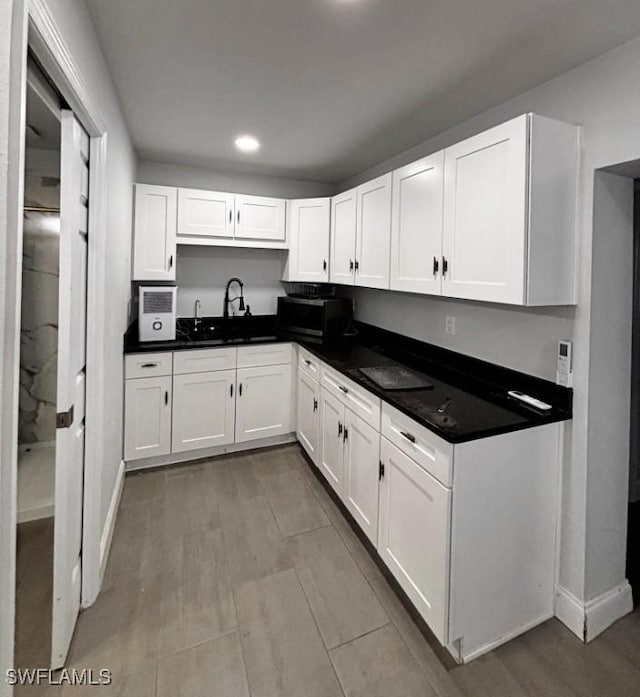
xmin=19 ymin=175 xmax=60 ymax=444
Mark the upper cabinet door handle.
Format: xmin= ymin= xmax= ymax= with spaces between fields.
xmin=349 ymin=259 xmax=354 ymax=272
xmin=442 ymin=256 xmax=449 ymax=277
xmin=323 ymin=259 xmax=327 ymax=271
xmin=168 ymin=254 xmax=173 ymax=270
xmin=229 ymin=209 xmax=233 ymax=224
xmin=354 ymin=260 xmax=359 ymax=272
xmin=237 ymin=210 xmax=240 ymax=225
xmin=433 ymin=256 xmax=439 ymax=275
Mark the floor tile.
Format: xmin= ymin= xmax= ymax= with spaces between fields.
xmin=236 ymin=569 xmax=343 ymax=697
xmin=288 ymin=526 xmax=389 ymax=649
xmin=260 ymin=469 xmax=330 ymax=538
xmin=102 ymin=499 xmax=164 ymax=591
xmin=160 ymin=528 xmax=237 ymax=656
xmin=330 ymin=624 xmax=437 ymax=697
xmin=163 ymin=466 xmax=219 ymax=540
xmin=121 ymin=469 xmax=165 ymax=507
xmin=157 ymin=632 xmax=249 ymax=697
xmin=220 ymin=494 xmax=292 ymax=587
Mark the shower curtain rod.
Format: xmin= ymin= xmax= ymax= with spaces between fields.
xmin=24 ymin=206 xmax=60 ymax=213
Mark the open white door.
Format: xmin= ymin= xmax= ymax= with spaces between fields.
xmin=51 ymin=111 xmax=89 ymax=669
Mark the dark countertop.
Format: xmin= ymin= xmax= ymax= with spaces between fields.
xmin=124 ymin=317 xmax=572 ymax=444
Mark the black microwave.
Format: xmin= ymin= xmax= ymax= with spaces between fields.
xmin=276 ymin=296 xmax=352 ymax=341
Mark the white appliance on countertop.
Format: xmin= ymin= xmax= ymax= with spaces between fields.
xmin=138 ymin=285 xmax=177 ymax=341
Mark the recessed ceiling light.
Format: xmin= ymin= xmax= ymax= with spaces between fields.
xmin=234 ymin=134 xmax=260 ymax=153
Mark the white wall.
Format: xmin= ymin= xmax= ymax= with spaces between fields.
xmin=340 ymin=35 xmax=640 ymax=611
xmin=1 ymin=1 xmax=135 ymax=686
xmin=176 ymin=246 xmax=285 ymax=318
xmin=137 ymin=159 xmax=336 ymax=198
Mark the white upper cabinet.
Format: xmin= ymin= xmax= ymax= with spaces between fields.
xmin=133 ymin=184 xmax=177 ymax=281
xmin=177 ymin=188 xmax=234 ymax=239
xmin=235 ymin=194 xmax=286 ymax=242
xmin=390 ymin=153 xmax=444 ymax=295
xmin=355 ymin=173 xmax=392 ymax=289
xmin=284 ymin=198 xmax=331 ymax=283
xmin=330 ymin=188 xmax=358 ymax=285
xmin=442 ymin=113 xmax=578 ymax=305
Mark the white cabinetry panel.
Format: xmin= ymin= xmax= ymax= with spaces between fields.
xmin=235 ymin=194 xmax=286 ymax=241
xmin=356 ymin=173 xmax=392 ymax=289
xmin=330 ymin=188 xmax=357 ymax=285
xmin=285 ymin=198 xmax=330 ymax=282
xmin=343 ymin=410 xmax=380 ymax=545
xmin=236 ymin=364 xmax=293 ymax=443
xmin=177 ymin=188 xmax=234 ymax=239
xmin=378 ymin=437 xmax=451 ymax=643
xmin=297 ymin=369 xmax=320 ymax=463
xmin=133 ymin=184 xmax=176 ymax=281
xmin=172 ymin=370 xmax=235 ymax=452
xmin=319 ymin=389 xmax=345 ymax=496
xmin=124 ymin=375 xmax=172 ymax=460
xmin=390 ymin=153 xmax=444 ymax=295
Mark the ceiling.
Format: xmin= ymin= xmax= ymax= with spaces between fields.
xmin=86 ymin=0 xmax=640 ymax=184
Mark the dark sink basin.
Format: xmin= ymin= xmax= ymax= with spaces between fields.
xmin=176 ymin=315 xmax=278 ymax=345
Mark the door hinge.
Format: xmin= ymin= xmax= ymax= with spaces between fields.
xmin=379 ymin=460 xmax=385 ymax=480
xmin=56 ymin=405 xmax=75 ymax=429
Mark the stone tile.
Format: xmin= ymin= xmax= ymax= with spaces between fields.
xmin=260 ymin=469 xmax=330 ymax=538
xmin=102 ymin=499 xmax=164 ymax=591
xmin=160 ymin=528 xmax=237 ymax=656
xmin=121 ymin=470 xmax=165 ymax=507
xmin=330 ymin=624 xmax=437 ymax=697
xmin=235 ymin=569 xmax=343 ymax=697
xmin=157 ymin=633 xmax=249 ymax=697
xmin=288 ymin=526 xmax=389 ymax=649
xmin=220 ymin=495 xmax=292 ymax=587
xmin=163 ymin=465 xmax=219 ymax=541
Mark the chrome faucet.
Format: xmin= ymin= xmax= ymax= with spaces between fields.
xmin=194 ymin=298 xmax=202 ymax=327
xmin=223 ymin=278 xmax=245 ymax=318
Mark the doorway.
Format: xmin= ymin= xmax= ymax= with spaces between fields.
xmin=14 ymin=54 xmax=89 ymax=671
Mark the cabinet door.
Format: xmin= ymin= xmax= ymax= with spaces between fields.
xmin=172 ymin=369 xmax=235 ymax=452
xmin=285 ymin=198 xmax=330 ymax=282
xmin=390 ymin=153 xmax=444 ymax=295
xmin=124 ymin=375 xmax=172 ymax=460
xmin=319 ymin=389 xmax=345 ymax=496
xmin=177 ymin=188 xmax=234 ymax=239
xmin=356 ymin=173 xmax=392 ymax=289
xmin=442 ymin=115 xmax=528 ymax=304
xmin=329 ymin=188 xmax=357 ymax=285
xmin=378 ymin=438 xmax=451 ymax=643
xmin=343 ymin=410 xmax=380 ymax=544
xmin=297 ymin=369 xmax=320 ymax=464
xmin=133 ymin=184 xmax=176 ymax=281
xmin=236 ymin=364 xmax=293 ymax=443
xmin=235 ymin=194 xmax=286 ymax=241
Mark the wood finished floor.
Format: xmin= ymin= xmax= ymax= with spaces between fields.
xmin=15 ymin=443 xmax=640 ymax=696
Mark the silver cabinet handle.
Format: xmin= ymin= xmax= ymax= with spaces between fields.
xmin=229 ymin=210 xmax=232 ymax=224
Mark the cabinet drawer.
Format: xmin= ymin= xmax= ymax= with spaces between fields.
xmin=298 ymin=347 xmax=320 ymax=382
xmin=173 ymin=347 xmax=237 ymax=374
xmin=321 ymin=365 xmax=381 ymax=430
xmin=237 ymin=343 xmax=293 ymax=368
xmin=381 ymin=403 xmax=453 ymax=487
xmin=125 ymin=352 xmax=173 ymax=379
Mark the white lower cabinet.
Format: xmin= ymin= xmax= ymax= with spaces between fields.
xmin=343 ymin=410 xmax=380 ymax=545
xmin=236 ymin=364 xmax=293 ymax=443
xmin=319 ymin=389 xmax=346 ymax=495
xmin=172 ymin=369 xmax=236 ymax=452
xmin=124 ymin=375 xmax=172 ymax=460
xmin=378 ymin=437 xmax=451 ymax=643
xmin=125 ymin=344 xmax=294 ymax=462
xmin=297 ymin=368 xmax=320 ymax=463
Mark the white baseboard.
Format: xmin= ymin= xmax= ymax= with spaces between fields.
xmin=125 ymin=433 xmax=297 ymax=472
xmin=555 ymin=581 xmax=633 ymax=641
xmin=98 ymin=459 xmax=125 ymax=582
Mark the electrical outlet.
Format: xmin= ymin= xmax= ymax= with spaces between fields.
xmin=445 ymin=315 xmax=456 ymax=335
